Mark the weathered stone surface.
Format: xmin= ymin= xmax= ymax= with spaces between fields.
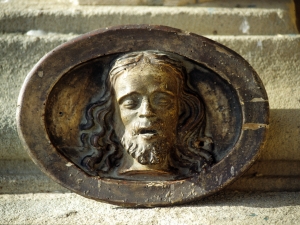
xmin=1 ymin=192 xmax=300 ymax=224
xmin=1 ymin=159 xmax=300 ymax=194
xmin=0 ymin=2 xmax=297 ymax=35
xmin=0 ymin=160 xmax=68 ymax=193
xmin=210 ymin=35 xmax=300 ymax=161
xmin=227 ymin=160 xmax=300 ymax=191
xmin=1 ymin=34 xmax=299 ymax=161
xmin=15 ymin=25 xmax=269 ymax=206
xmin=71 ymin=0 xmax=196 ymax=6
xmin=0 ymin=34 xmax=75 ymax=160
xmin=0 ymin=33 xmax=299 ymax=193
xmin=0 ymin=0 xmax=299 ymax=194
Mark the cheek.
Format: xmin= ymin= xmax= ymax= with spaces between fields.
xmin=165 ymin=111 xmax=178 ymax=124
xmin=160 ymin=104 xmax=179 ymax=124
xmin=119 ymin=108 xmax=137 ymax=126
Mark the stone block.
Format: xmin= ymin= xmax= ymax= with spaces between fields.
xmin=1 ymin=34 xmax=299 ymax=161
xmin=1 ymin=192 xmax=300 ymax=224
xmin=0 ymin=0 xmax=299 ymax=193
xmin=0 ymin=3 xmax=297 ymax=35
xmin=0 ymin=34 xmax=299 ymax=192
xmin=71 ymin=0 xmax=196 ymax=6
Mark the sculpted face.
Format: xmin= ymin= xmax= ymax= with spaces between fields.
xmin=79 ymin=51 xmax=213 ymax=178
xmin=113 ymin=63 xmax=180 ymax=169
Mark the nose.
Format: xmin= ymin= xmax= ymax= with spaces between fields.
xmin=139 ymin=99 xmax=155 ymax=118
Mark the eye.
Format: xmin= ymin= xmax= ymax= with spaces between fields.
xmin=152 ymin=93 xmax=174 ymax=108
xmin=122 ymin=99 xmax=138 ymax=109
xmin=157 ymin=97 xmax=170 ymax=106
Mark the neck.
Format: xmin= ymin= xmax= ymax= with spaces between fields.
xmin=117 ymin=150 xmax=171 ymax=175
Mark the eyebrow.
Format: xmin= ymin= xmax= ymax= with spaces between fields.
xmin=154 ymin=91 xmax=176 ymax=97
xmin=117 ymin=90 xmax=176 ymax=104
xmin=117 ymin=91 xmax=140 ymax=104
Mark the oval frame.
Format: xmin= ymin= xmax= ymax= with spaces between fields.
xmin=17 ymin=25 xmax=269 ymax=207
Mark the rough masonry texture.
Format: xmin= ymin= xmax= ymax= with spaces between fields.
xmin=16 ymin=25 xmax=269 ymax=206
xmin=0 ymin=0 xmax=300 ymax=223
xmin=1 ymin=192 xmax=300 ymax=224
xmin=0 ymin=0 xmax=299 ymax=193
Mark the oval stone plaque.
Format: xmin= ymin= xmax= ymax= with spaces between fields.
xmin=17 ymin=25 xmax=269 ymax=207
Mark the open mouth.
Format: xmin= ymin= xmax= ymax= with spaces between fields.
xmin=138 ymin=129 xmax=158 ymax=139
xmin=139 ymin=129 xmax=157 ymax=135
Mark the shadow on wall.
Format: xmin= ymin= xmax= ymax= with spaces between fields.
xmin=1 ymin=109 xmax=300 ymax=194
xmin=184 ymin=191 xmax=300 ymax=208
xmin=261 ymin=109 xmax=300 ymax=161
xmin=295 ymin=0 xmax=300 ymax=33
xmin=224 ymin=109 xmax=300 ymax=192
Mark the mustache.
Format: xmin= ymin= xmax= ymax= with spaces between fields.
xmin=130 ymin=121 xmax=160 ymax=136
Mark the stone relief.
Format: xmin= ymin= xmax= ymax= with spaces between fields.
xmin=17 ymin=25 xmax=269 ymax=206
xmin=79 ymin=51 xmax=214 ymax=180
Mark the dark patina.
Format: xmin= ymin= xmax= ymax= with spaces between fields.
xmin=17 ymin=25 xmax=269 ymax=207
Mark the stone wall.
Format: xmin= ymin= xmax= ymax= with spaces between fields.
xmin=0 ymin=0 xmax=299 ymax=193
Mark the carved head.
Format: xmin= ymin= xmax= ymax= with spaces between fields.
xmin=110 ymin=52 xmax=182 ymax=171
xmin=81 ymin=51 xmax=213 ymax=176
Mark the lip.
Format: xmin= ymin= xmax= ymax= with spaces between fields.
xmin=138 ymin=128 xmax=158 ymax=139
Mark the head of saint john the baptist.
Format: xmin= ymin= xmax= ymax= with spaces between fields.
xmin=80 ymin=51 xmax=214 ymax=177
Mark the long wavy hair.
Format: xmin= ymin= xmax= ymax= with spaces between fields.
xmin=80 ymin=51 xmax=213 ymax=176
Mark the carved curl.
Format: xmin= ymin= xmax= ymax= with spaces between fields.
xmin=80 ymin=51 xmax=214 ymax=176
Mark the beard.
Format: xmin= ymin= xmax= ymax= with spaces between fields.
xmin=121 ymin=130 xmax=172 ymax=165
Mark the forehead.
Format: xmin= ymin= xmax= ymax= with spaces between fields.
xmin=113 ymin=63 xmax=180 ymax=99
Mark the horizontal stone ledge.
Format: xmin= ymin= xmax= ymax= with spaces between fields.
xmin=72 ymin=0 xmax=196 ymax=6
xmin=1 ymin=173 xmax=300 ymax=193
xmin=1 ymin=0 xmax=295 ymax=8
xmin=1 ymin=34 xmax=299 ymax=161
xmin=0 ymin=174 xmax=68 ymax=194
xmin=1 ymin=192 xmax=300 ymax=224
xmin=0 ymin=6 xmax=297 ymax=35
xmin=72 ymin=0 xmax=295 ymax=8
xmin=3 ymin=108 xmax=298 ymax=161
xmin=228 ymin=177 xmax=300 ymax=192
xmin=2 ymin=159 xmax=300 ymax=177
xmin=1 ymin=159 xmax=299 ymax=193
xmin=242 ymin=160 xmax=300 ymax=177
